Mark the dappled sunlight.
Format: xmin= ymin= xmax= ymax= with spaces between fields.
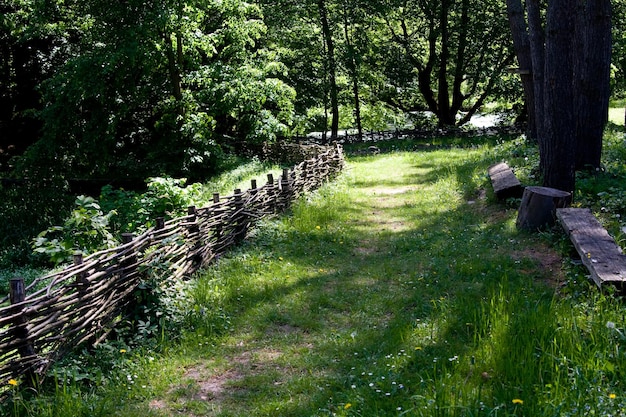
xmin=111 ymin=144 xmax=607 ymax=417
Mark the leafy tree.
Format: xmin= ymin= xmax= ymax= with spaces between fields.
xmin=0 ymin=0 xmax=79 ymax=172
xmin=372 ymin=0 xmax=514 ymax=127
xmin=18 ymin=0 xmax=295 ymax=182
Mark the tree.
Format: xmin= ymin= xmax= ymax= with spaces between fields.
xmin=341 ymin=0 xmax=364 ymax=139
xmin=19 ymin=0 xmax=295 ymax=181
xmin=542 ymin=0 xmax=577 ymax=192
xmin=374 ymin=0 xmax=514 ymax=127
xmin=574 ymin=0 xmax=611 ymax=171
xmin=0 ymin=0 xmax=77 ymax=172
xmin=506 ymin=0 xmax=611 ymax=192
xmin=318 ymin=0 xmax=340 ymax=140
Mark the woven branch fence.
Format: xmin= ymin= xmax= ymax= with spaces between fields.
xmin=0 ymin=144 xmax=345 ymax=386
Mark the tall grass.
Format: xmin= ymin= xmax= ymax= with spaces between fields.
xmin=4 ymin=135 xmax=626 ymax=416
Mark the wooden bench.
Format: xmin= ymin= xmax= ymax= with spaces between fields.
xmin=488 ymin=162 xmax=524 ymax=200
xmin=556 ymin=207 xmax=626 ymax=289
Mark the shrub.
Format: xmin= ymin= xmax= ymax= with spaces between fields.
xmin=32 ymin=196 xmax=118 ymax=264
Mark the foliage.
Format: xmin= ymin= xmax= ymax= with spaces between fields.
xmin=13 ymin=0 xmax=296 ymax=183
xmin=0 ymin=181 xmax=72 ymax=268
xmin=32 ymin=196 xmax=118 ymax=265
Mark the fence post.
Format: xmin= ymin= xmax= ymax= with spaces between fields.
xmin=187 ymin=206 xmax=203 ymax=270
xmin=187 ymin=206 xmax=199 ymax=233
xmin=121 ymin=233 xmax=136 ymax=272
xmin=211 ymin=193 xmax=223 ymax=249
xmin=10 ymin=277 xmax=36 ymax=360
xmin=233 ymin=189 xmax=247 ymax=243
xmin=73 ymin=253 xmax=88 ymax=288
xmin=280 ymin=168 xmax=292 ymax=211
xmin=267 ymin=173 xmax=277 ymax=213
xmin=156 ymin=217 xmax=165 ymax=230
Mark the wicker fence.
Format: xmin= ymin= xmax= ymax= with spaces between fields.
xmin=0 ymin=144 xmax=345 ymax=385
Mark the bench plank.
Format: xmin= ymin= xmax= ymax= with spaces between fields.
xmin=488 ymin=162 xmax=524 ymax=200
xmin=556 ymin=207 xmax=626 ymax=288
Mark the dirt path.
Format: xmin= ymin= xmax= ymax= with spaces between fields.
xmin=143 ymin=153 xmax=564 ymax=417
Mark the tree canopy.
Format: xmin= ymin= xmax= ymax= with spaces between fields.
xmin=0 ymin=0 xmax=620 ymax=187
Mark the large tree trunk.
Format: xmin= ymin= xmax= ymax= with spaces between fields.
xmin=574 ymin=0 xmax=611 ymax=170
xmin=542 ymin=0 xmax=576 ymax=192
xmin=526 ymin=0 xmax=545 ymax=147
xmin=437 ymin=0 xmax=454 ymax=126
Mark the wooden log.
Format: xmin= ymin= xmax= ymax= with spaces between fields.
xmin=516 ymin=186 xmax=572 ymax=230
xmin=556 ymin=208 xmax=626 ymax=289
xmin=488 ymin=162 xmax=524 ymax=200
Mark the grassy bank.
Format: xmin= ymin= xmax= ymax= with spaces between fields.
xmin=4 ymin=135 xmax=626 ymax=416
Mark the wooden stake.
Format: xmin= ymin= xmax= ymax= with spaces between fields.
xmin=10 ymin=278 xmax=36 ymax=359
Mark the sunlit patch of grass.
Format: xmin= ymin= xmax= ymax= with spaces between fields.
xmin=608 ymin=107 xmax=624 ymax=126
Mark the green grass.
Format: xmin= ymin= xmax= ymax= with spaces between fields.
xmin=4 ymin=137 xmax=626 ymax=416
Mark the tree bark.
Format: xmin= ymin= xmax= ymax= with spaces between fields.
xmin=505 ymin=0 xmax=537 ymax=139
xmin=526 ymin=0 xmax=545 ymax=147
xmin=542 ymin=0 xmax=576 ymax=193
xmin=318 ymin=0 xmax=339 ymax=140
xmin=164 ymin=33 xmax=183 ymax=101
xmin=437 ymin=0 xmax=454 ymax=126
xmin=574 ymin=0 xmax=611 ymax=170
xmin=342 ymin=3 xmax=362 ymax=139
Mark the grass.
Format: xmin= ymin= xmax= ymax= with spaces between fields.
xmin=3 ymin=134 xmax=626 ymax=416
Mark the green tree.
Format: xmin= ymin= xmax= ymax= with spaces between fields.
xmin=19 ymin=0 xmax=295 ymax=181
xmin=373 ymin=0 xmax=514 ymax=127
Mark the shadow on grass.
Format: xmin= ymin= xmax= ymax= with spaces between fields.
xmin=167 ymin=146 xmax=571 ymax=417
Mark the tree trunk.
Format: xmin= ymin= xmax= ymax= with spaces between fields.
xmin=437 ymin=0 xmax=453 ymax=126
xmin=574 ymin=0 xmax=611 ymax=171
xmin=542 ymin=0 xmax=576 ymax=193
xmin=342 ymin=3 xmax=362 ymax=139
xmin=318 ymin=0 xmax=339 ymax=140
xmin=451 ymin=0 xmax=469 ymax=117
xmin=505 ymin=0 xmax=537 ymax=139
xmin=164 ymin=33 xmax=183 ymax=101
xmin=506 ymin=0 xmax=609 ymax=193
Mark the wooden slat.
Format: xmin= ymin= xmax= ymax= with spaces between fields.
xmin=488 ymin=162 xmax=524 ymax=200
xmin=556 ymin=208 xmax=626 ymax=288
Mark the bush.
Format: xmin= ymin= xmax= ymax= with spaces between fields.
xmin=32 ymin=196 xmax=118 ymax=265
xmin=100 ymin=177 xmax=204 ymax=235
